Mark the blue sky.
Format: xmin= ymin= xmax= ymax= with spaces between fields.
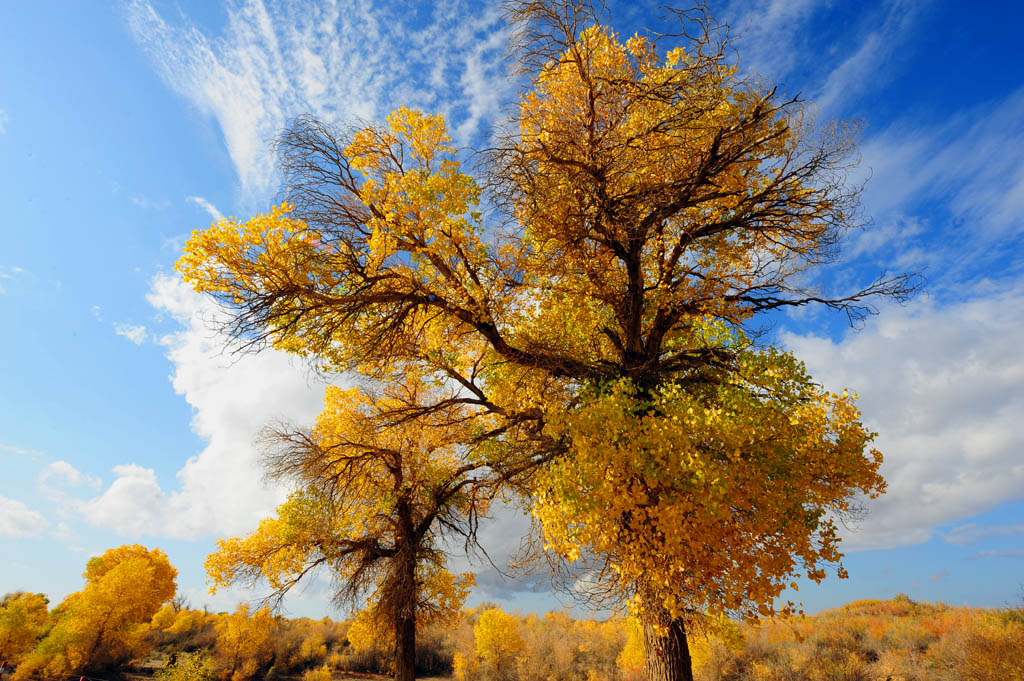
xmin=1 ymin=0 xmax=1022 ymax=619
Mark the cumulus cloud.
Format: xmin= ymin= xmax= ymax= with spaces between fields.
xmin=114 ymin=323 xmax=148 ymax=345
xmin=124 ymin=0 xmax=511 ymax=201
xmin=80 ymin=275 xmax=332 ymax=539
xmin=782 ymin=283 xmax=1024 ymax=550
xmin=0 ymin=496 xmax=48 ymax=537
xmin=80 ymin=464 xmax=167 ymax=536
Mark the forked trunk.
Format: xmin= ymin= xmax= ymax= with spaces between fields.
xmin=641 ymin=610 xmax=694 ymax=681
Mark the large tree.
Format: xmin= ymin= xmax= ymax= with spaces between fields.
xmin=205 ymin=377 xmax=488 ymax=681
xmin=177 ymin=3 xmax=915 ymax=680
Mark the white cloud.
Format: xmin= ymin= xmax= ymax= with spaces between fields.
xmin=80 ymin=464 xmax=168 ymax=536
xmin=80 ymin=275 xmax=333 ymax=540
xmin=0 ymin=496 xmax=48 ymax=537
xmin=186 ymin=195 xmax=225 ymax=222
xmin=39 ymin=460 xmax=101 ymax=489
xmin=124 ymin=0 xmax=511 ymax=201
xmin=781 ymin=283 xmax=1024 ymax=550
xmin=114 ymin=322 xmax=148 ymax=345
xmin=0 ymin=108 xmax=7 ymax=134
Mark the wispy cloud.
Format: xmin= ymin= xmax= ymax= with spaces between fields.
xmin=186 ymin=195 xmax=225 ymax=222
xmin=114 ymin=323 xmax=148 ymax=345
xmin=0 ymin=265 xmax=25 ymax=295
xmin=857 ymin=88 xmax=1024 ymax=243
xmin=124 ymin=0 xmax=511 ymax=202
xmin=725 ymin=0 xmax=829 ymax=80
xmin=945 ymin=522 xmax=1024 ymax=547
xmin=129 ymin=194 xmax=170 ymax=210
xmin=975 ymin=549 xmax=1024 ymax=558
xmin=812 ymin=1 xmax=920 ymax=113
xmin=0 ymin=442 xmax=43 ymax=457
xmin=0 ymin=108 xmax=8 ymax=134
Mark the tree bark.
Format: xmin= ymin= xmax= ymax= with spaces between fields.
xmin=642 ymin=610 xmax=694 ymax=681
xmin=393 ymin=496 xmax=418 ymax=681
xmin=395 ymin=606 xmax=419 ymax=681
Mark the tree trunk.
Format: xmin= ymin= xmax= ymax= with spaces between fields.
xmin=393 ymin=497 xmax=418 ymax=681
xmin=642 ymin=610 xmax=694 ymax=681
xmin=394 ymin=606 xmax=416 ymax=681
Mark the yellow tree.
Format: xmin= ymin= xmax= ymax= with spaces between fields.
xmin=205 ymin=377 xmax=485 ymax=681
xmin=177 ymin=4 xmax=916 ymax=681
xmin=13 ymin=544 xmax=177 ymax=679
xmin=0 ymin=592 xmax=49 ymax=666
xmin=212 ymin=605 xmax=276 ymax=681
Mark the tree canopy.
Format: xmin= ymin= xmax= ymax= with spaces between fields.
xmin=12 ymin=544 xmax=177 ymax=680
xmin=177 ymin=2 xmax=914 ymax=680
xmin=205 ymin=376 xmax=486 ymax=681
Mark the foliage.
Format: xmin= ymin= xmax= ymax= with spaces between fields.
xmin=205 ymin=376 xmax=483 ymax=681
xmin=177 ymin=2 xmax=917 ymax=680
xmin=474 ymin=607 xmax=525 ymax=680
xmin=211 ymin=604 xmax=276 ymax=681
xmin=156 ymin=651 xmax=216 ymax=681
xmin=13 ymin=544 xmax=177 ymax=680
xmin=302 ymin=664 xmax=334 ymax=681
xmin=0 ymin=592 xmax=49 ymax=665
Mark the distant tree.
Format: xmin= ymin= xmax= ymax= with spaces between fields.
xmin=205 ymin=376 xmax=487 ymax=681
xmin=13 ymin=544 xmax=177 ymax=679
xmin=0 ymin=592 xmax=49 ymax=665
xmin=211 ymin=605 xmax=276 ymax=681
xmin=474 ymin=608 xmax=524 ymax=681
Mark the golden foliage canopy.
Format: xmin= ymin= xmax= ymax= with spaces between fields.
xmin=179 ymin=0 xmax=910 ymax=647
xmin=13 ymin=544 xmax=177 ymax=680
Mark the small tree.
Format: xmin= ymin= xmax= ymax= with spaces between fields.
xmin=205 ymin=377 xmax=489 ymax=681
xmin=212 ymin=605 xmax=276 ymax=681
xmin=14 ymin=545 xmax=177 ymax=679
xmin=0 ymin=592 xmax=49 ymax=666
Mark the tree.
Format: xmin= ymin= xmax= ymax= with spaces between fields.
xmin=212 ymin=604 xmax=276 ymax=681
xmin=177 ymin=3 xmax=916 ymax=680
xmin=474 ymin=607 xmax=525 ymax=681
xmin=205 ymin=377 xmax=485 ymax=681
xmin=13 ymin=544 xmax=177 ymax=679
xmin=0 ymin=592 xmax=49 ymax=666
